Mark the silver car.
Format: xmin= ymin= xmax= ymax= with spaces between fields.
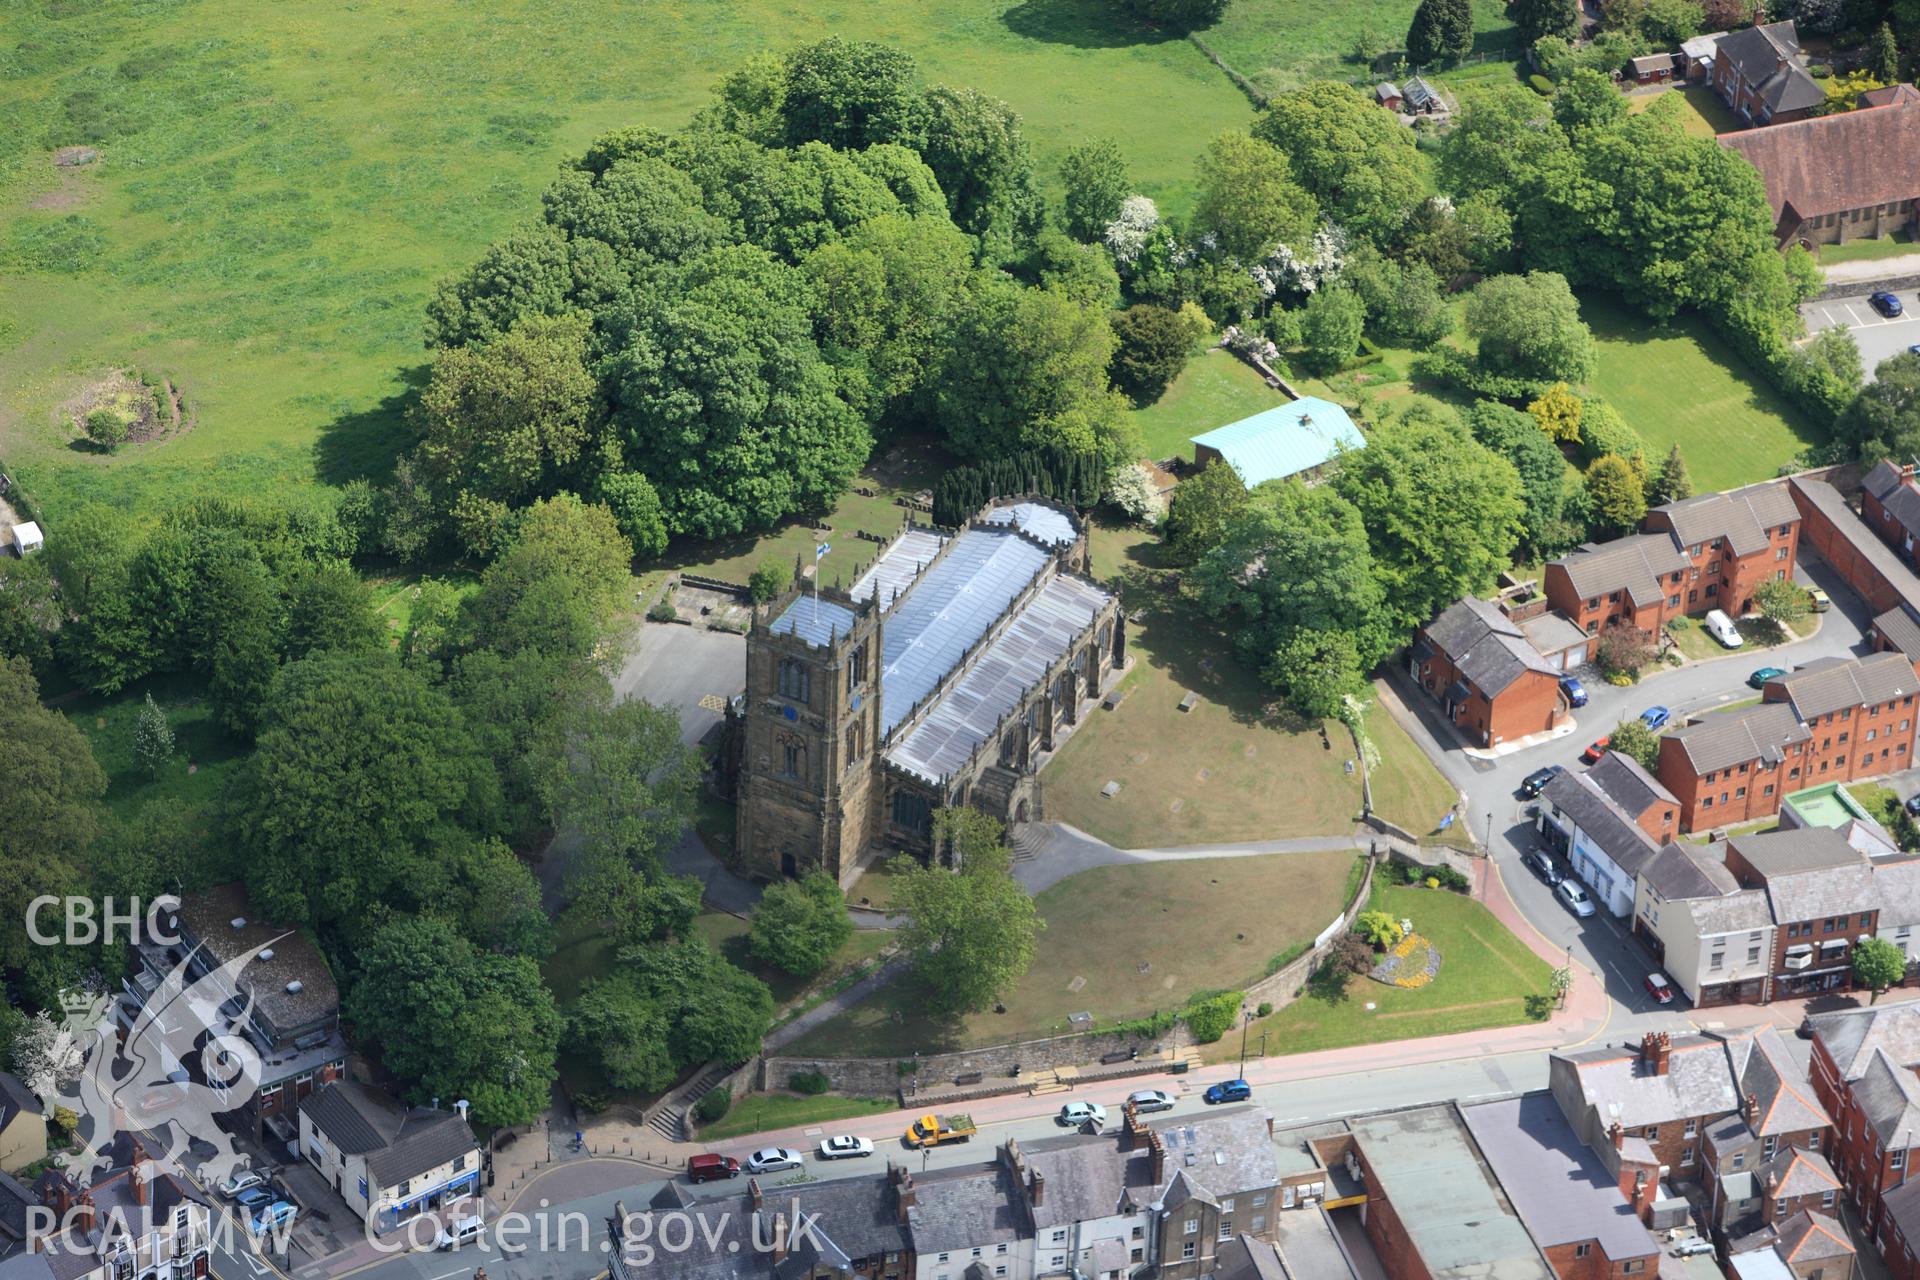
xmin=817 ymin=1135 xmax=874 ymax=1160
xmin=1058 ymin=1101 xmax=1108 ymax=1128
xmin=1127 ymin=1089 xmax=1175 ymax=1114
xmin=1556 ymin=880 xmax=1597 ymax=918
xmin=745 ymin=1148 xmax=805 ymax=1175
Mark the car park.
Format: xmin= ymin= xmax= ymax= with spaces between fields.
xmin=1519 ymin=765 xmax=1563 ymax=799
xmin=219 ymin=1172 xmax=267 ymax=1199
xmin=1558 ymin=675 xmax=1588 ymax=708
xmin=1127 ymin=1089 xmax=1175 ymax=1114
xmin=745 ymin=1148 xmax=805 ymax=1175
xmin=1521 ymin=848 xmax=1561 ymax=886
xmin=1581 ymin=736 xmax=1610 ymax=764
xmin=1639 ymin=706 xmax=1670 ymax=731
xmin=1556 ymin=881 xmax=1596 ymax=918
xmin=1872 ymin=290 xmax=1905 ymax=317
xmin=1204 ymin=1079 xmax=1252 ymax=1104
xmin=1644 ymin=973 xmax=1675 ymax=1005
xmin=687 ymin=1153 xmax=740 ymax=1182
xmin=1747 ymin=666 xmax=1786 ymax=689
xmin=1058 ymin=1101 xmax=1108 ymax=1128
xmin=817 ymin=1135 xmax=874 ymax=1160
xmin=436 ymin=1216 xmax=485 ymax=1250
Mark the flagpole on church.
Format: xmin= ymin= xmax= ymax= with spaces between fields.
xmin=814 ymin=540 xmax=830 ymax=629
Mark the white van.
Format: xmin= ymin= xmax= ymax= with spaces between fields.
xmin=1705 ymin=609 xmax=1743 ymax=648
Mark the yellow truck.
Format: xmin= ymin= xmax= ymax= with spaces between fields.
xmin=904 ymin=1113 xmax=976 ymax=1148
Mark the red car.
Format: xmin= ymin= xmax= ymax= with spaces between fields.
xmin=1644 ymin=973 xmax=1675 ymax=1005
xmin=1581 ymin=736 xmax=1610 ymax=764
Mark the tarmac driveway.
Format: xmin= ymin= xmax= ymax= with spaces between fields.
xmin=1802 ymin=291 xmax=1920 ymax=378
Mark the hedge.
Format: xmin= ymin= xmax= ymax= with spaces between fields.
xmin=932 ymin=447 xmax=1108 ymax=527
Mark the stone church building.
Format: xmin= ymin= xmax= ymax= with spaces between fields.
xmin=726 ymin=498 xmax=1126 ymax=883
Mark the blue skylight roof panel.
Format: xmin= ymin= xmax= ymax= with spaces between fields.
xmin=770 ymin=597 xmax=857 ymax=647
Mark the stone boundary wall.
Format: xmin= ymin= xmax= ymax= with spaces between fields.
xmin=674 ymin=572 xmax=753 ymax=598
xmin=763 ymin=1024 xmax=1198 ymax=1099
xmin=1814 ymin=273 xmax=1920 ymax=302
xmin=1240 ymin=854 xmax=1377 ymax=1018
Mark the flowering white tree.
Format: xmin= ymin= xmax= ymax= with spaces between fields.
xmin=1257 ymin=223 xmax=1349 ymax=296
xmin=12 ymin=1009 xmax=84 ymax=1103
xmin=1102 ymin=196 xmax=1162 ymax=265
xmin=1104 ymin=462 xmax=1166 ymax=525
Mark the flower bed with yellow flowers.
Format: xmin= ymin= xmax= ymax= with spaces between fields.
xmin=1365 ymin=932 xmax=1442 ymax=989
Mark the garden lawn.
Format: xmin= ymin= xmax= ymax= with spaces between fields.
xmin=788 ymin=850 xmax=1360 ymax=1056
xmin=1583 ymin=297 xmax=1823 ymax=492
xmin=1210 ymin=882 xmax=1550 ymax=1060
xmin=1627 ymin=85 xmax=1737 ymax=138
xmin=1819 ymin=229 xmax=1917 ymax=265
xmin=65 ymin=675 xmax=245 ymax=822
xmin=1363 ymin=700 xmax=1468 ymax=847
xmin=694 ymin=1092 xmax=895 ymax=1142
xmin=1048 ymin=519 xmax=1368 ymax=847
xmin=1199 ymin=0 xmax=1520 ymax=98
xmin=0 ymin=0 xmax=1251 ymax=523
xmin=1129 ymin=349 xmax=1283 ymax=464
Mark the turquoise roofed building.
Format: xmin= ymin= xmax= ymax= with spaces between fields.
xmin=1187 ymin=396 xmax=1364 ymax=488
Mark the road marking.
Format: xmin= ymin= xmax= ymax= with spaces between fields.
xmin=426 ymin=1270 xmax=472 ymax=1280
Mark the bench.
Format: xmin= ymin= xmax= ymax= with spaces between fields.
xmin=954 ymin=1071 xmax=983 ymax=1087
xmin=1099 ymin=1051 xmax=1132 ymax=1066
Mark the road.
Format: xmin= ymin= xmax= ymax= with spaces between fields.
xmin=1802 ymin=290 xmax=1920 ymax=378
xmin=1397 ymin=552 xmax=1881 ymax=1017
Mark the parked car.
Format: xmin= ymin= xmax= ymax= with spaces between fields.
xmin=233 ymin=1188 xmax=275 ymax=1211
xmin=436 ymin=1216 xmax=484 ymax=1251
xmin=1747 ymin=666 xmax=1786 ymax=689
xmin=1555 ymin=880 xmax=1597 ymax=918
xmin=1521 ymin=848 xmax=1562 ymax=886
xmin=686 ymin=1153 xmax=741 ymax=1183
xmin=1644 ymin=972 xmax=1675 ymax=1005
xmin=1704 ymin=609 xmax=1743 ymax=648
xmin=1559 ymin=675 xmax=1588 ymax=708
xmin=219 ymin=1172 xmax=267 ymax=1200
xmin=1127 ymin=1089 xmax=1175 ymax=1114
xmin=1673 ymin=1237 xmax=1714 ymax=1258
xmin=1905 ymin=793 xmax=1920 ymax=818
xmin=1809 ymin=587 xmax=1832 ymax=613
xmin=745 ymin=1148 xmax=805 ymax=1175
xmin=1910 ymin=343 xmax=1920 ymax=356
xmin=1639 ymin=706 xmax=1670 ymax=731
xmin=1871 ymin=290 xmax=1905 ymax=317
xmin=1519 ymin=764 xmax=1564 ymax=799
xmin=248 ymin=1203 xmax=297 ymax=1237
xmin=817 ymin=1135 xmax=874 ymax=1160
xmin=1058 ymin=1101 xmax=1108 ymax=1128
xmin=1581 ymin=736 xmax=1611 ymax=764
xmin=1204 ymin=1079 xmax=1252 ymax=1105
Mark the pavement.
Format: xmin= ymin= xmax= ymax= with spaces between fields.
xmin=1802 ymin=287 xmax=1920 ymax=378
xmin=1012 ymin=824 xmax=1362 ymax=894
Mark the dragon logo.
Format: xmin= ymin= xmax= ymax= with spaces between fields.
xmin=34 ymin=936 xmax=287 ymax=1190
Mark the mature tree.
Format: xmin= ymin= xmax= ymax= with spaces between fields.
xmin=1333 ymin=402 xmax=1523 ymax=632
xmin=1854 ymin=935 xmax=1908 ymax=1002
xmin=1407 ymin=0 xmax=1474 ymax=66
xmin=1528 ymin=383 xmax=1584 ymax=444
xmin=619 ymin=936 xmax=776 ymax=1065
xmin=410 ymin=314 xmax=603 ymax=558
xmin=1649 ymin=444 xmax=1692 ymax=507
xmin=1164 ymin=459 xmax=1250 ymax=566
xmin=918 ymin=86 xmax=1044 ymax=264
xmin=1253 ymin=82 xmax=1433 ymax=241
xmin=1109 ymin=305 xmax=1196 ymax=405
xmin=424 ymin=222 xmax=577 ymax=349
xmin=1194 ymin=480 xmax=1388 ymax=666
xmin=1024 ymin=227 xmax=1123 ymax=311
xmin=90 ymin=797 xmax=205 ymax=907
xmin=1605 ymin=0 xmax=1703 ymax=44
xmin=930 ymin=276 xmax=1128 ymax=462
xmin=896 ymin=810 xmax=1040 ymax=1017
xmin=201 ymin=555 xmax=283 ymax=738
xmin=1607 ymin=719 xmax=1661 ymax=771
xmin=52 ymin=507 xmax=157 ymax=695
xmin=1790 ymin=327 xmax=1865 ymax=421
xmin=283 ymin=561 xmax=386 ymax=661
xmin=0 ymin=557 xmax=59 ymax=676
xmin=1299 ymin=285 xmax=1367 ymax=374
xmin=1511 ymin=0 xmax=1581 ymax=43
xmin=1465 ymin=272 xmax=1598 ymax=386
xmin=463 ymin=492 xmax=634 ymax=660
xmin=229 ymin=651 xmax=501 ymax=934
xmin=1571 ymin=399 xmax=1644 ymax=467
xmin=1439 ymin=88 xmax=1570 ymax=214
xmin=1552 ymin=69 xmax=1628 ymax=137
xmin=608 ymin=244 xmax=869 ymax=540
xmin=133 ymin=693 xmax=175 ymax=778
xmin=1190 ymin=133 xmax=1317 ymax=263
xmin=1400 ymin=191 xmax=1513 ymax=280
xmin=1464 ymin=400 xmax=1579 ymax=555
xmin=778 ymin=38 xmax=924 ymax=151
xmin=1595 ymin=622 xmax=1657 ymax=677
xmin=1264 ymin=628 xmax=1367 ymax=719
xmin=0 ymin=657 xmax=100 ymax=985
xmin=1344 ymin=253 xmax=1452 ymax=349
xmin=1111 ymin=0 xmax=1232 ymax=27
xmin=1870 ymin=23 xmax=1902 ymax=84
xmin=348 ymin=915 xmax=561 ymax=1127
xmin=1753 ymin=577 xmax=1810 ymax=625
xmin=1584 ymin=454 xmax=1648 ymax=536
xmin=1840 ymin=353 xmax=1920 ymax=465
xmin=568 ymin=973 xmax=676 ymax=1092
xmin=595 ymin=471 xmax=669 ymax=560
xmin=1060 ymin=139 xmax=1131 ymax=243
xmin=749 ymin=871 xmax=854 ymax=976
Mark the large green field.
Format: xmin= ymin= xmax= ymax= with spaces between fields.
xmin=0 ymin=0 xmax=1251 ymax=520
xmin=1200 ymin=0 xmax=1520 ymax=98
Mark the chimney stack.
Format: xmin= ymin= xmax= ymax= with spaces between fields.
xmin=771 ymin=1214 xmax=789 ymax=1264
xmin=1745 ymin=1092 xmax=1759 ymax=1123
xmin=749 ymin=1179 xmax=763 ymax=1212
xmin=1148 ymin=1131 xmax=1167 ymax=1186
xmin=895 ymin=1171 xmax=917 ymax=1224
xmin=1030 ymin=1170 xmax=1045 ymax=1209
xmin=1640 ymin=1031 xmax=1672 ymax=1076
xmin=1634 ymin=1171 xmax=1659 ymax=1221
xmin=1609 ymin=1122 xmax=1625 ymax=1152
xmin=72 ymin=1197 xmax=96 ymax=1235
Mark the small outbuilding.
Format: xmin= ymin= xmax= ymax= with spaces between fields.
xmin=10 ymin=522 xmax=42 ymax=556
xmin=1188 ymin=397 xmax=1364 ymax=489
xmin=1629 ymin=53 xmax=1677 ymax=84
xmin=1401 ymin=75 xmax=1442 ymax=114
xmin=1374 ymin=82 xmax=1404 ymax=111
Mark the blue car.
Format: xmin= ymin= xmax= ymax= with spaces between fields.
xmin=1559 ymin=675 xmax=1588 ymax=708
xmin=1204 ymin=1079 xmax=1252 ymax=1105
xmin=1639 ymin=706 xmax=1671 ymax=731
xmin=1871 ymin=291 xmax=1905 ymax=318
xmin=233 ymin=1188 xmax=274 ymax=1211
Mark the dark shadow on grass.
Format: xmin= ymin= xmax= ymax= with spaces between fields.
xmin=313 ymin=363 xmax=431 ymax=485
xmin=1002 ymin=0 xmax=1185 ymax=48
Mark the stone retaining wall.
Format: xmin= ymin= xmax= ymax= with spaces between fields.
xmin=1240 ymin=854 xmax=1377 ymax=1018
xmin=763 ymin=1025 xmax=1198 ymax=1098
xmin=1815 ymin=272 xmax=1920 ymax=302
